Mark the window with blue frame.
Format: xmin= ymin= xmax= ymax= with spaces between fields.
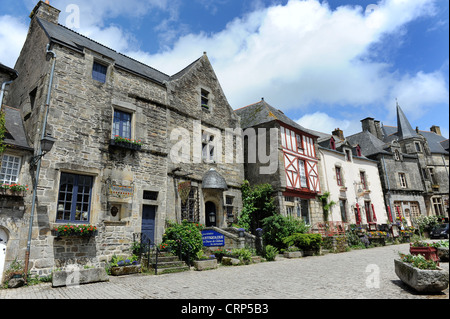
xmin=113 ymin=109 xmax=132 ymax=139
xmin=56 ymin=173 xmax=93 ymax=222
xmin=92 ymin=61 xmax=107 ymax=83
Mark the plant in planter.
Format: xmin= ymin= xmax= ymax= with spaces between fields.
xmin=111 ymin=135 xmax=143 ymax=150
xmin=283 ymin=233 xmax=323 ymax=256
xmin=395 ymin=253 xmax=448 ymax=293
xmin=0 ymin=183 xmax=29 ymax=197
xmin=283 ymin=246 xmax=303 ymax=258
xmin=3 ymin=258 xmax=26 ymax=288
xmin=108 ymin=254 xmax=141 ymax=276
xmin=193 ymin=250 xmax=218 ymax=271
xmin=264 ymin=245 xmax=278 ymax=261
xmin=53 ymin=224 xmax=97 ymax=237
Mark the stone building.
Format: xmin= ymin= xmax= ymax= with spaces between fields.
xmin=347 ymin=103 xmax=449 ymax=226
xmin=235 ymin=99 xmax=323 ymax=227
xmin=3 ymin=1 xmax=243 ymax=277
xmin=313 ymin=128 xmax=389 ymax=226
xmin=1 ymin=63 xmax=34 ymax=283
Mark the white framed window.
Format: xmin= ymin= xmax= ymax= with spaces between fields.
xmin=202 ymin=131 xmax=215 ymax=162
xmin=298 ymin=160 xmax=308 ymax=188
xmin=0 ymin=154 xmax=22 ymax=184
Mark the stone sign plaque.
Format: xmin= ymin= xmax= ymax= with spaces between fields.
xmin=202 ymin=230 xmax=225 ymax=247
xmin=109 ymin=185 xmax=134 ymax=199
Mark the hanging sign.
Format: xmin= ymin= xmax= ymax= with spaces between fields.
xmin=202 ymin=230 xmax=225 ymax=247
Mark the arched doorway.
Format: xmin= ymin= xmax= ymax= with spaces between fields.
xmin=0 ymin=228 xmax=9 ymax=283
xmin=205 ymin=201 xmax=217 ymax=227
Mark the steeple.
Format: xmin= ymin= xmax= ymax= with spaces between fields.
xmin=396 ymin=101 xmax=417 ymax=140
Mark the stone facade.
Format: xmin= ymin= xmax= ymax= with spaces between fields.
xmin=2 ymin=1 xmax=244 ymax=277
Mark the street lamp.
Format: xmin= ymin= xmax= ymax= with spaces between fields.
xmin=208 ymin=211 xmax=216 ymax=226
xmin=30 ymin=134 xmax=56 ymax=166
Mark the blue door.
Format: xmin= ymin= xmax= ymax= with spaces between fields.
xmin=141 ymin=205 xmax=156 ymax=244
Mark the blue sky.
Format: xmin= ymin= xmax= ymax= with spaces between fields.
xmin=0 ymin=0 xmax=448 ymax=138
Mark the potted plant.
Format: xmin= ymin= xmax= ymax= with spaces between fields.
xmin=409 ymin=241 xmax=440 ymax=263
xmin=109 ymin=255 xmax=141 ymax=276
xmin=283 ymin=246 xmax=303 ymax=259
xmin=395 ymin=253 xmax=448 ymax=293
xmin=193 ymin=250 xmax=218 ymax=271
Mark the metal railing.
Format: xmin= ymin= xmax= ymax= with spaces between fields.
xmin=133 ymin=233 xmax=160 ymax=275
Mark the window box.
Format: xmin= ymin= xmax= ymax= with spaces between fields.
xmin=0 ymin=188 xmax=26 ymax=197
xmin=52 ymin=224 xmax=98 ymax=238
xmin=110 ymin=138 xmax=142 ymax=151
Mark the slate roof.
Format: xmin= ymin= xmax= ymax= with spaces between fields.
xmin=346 ymin=130 xmax=390 ymax=157
xmin=2 ymin=105 xmax=32 ymax=151
xmin=396 ymin=104 xmax=417 ymax=139
xmin=37 ymin=18 xmax=172 ymax=84
xmin=0 ymin=63 xmax=18 ymax=79
xmin=202 ymin=169 xmax=228 ymax=190
xmin=235 ymin=99 xmax=318 ymax=137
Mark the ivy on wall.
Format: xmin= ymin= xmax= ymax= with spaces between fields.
xmin=0 ymin=110 xmax=7 ymax=154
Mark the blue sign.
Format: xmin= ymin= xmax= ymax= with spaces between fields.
xmin=202 ymin=230 xmax=225 ymax=247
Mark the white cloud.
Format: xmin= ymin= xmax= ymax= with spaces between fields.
xmin=295 ymin=112 xmax=362 ymax=137
xmin=0 ymin=15 xmax=28 ymax=68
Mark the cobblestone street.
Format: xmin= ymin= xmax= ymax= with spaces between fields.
xmin=0 ymin=243 xmax=448 ymax=300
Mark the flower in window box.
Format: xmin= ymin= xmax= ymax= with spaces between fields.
xmin=111 ymin=135 xmax=143 ymax=150
xmin=53 ymin=224 xmax=97 ymax=237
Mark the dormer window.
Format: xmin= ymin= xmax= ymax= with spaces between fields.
xmin=356 ymin=145 xmax=362 ymax=157
xmin=345 ymin=149 xmax=351 ymax=162
xmin=394 ymin=150 xmax=400 ymax=161
xmin=330 ymin=137 xmax=336 ymax=150
xmin=92 ymin=61 xmax=107 ymax=83
xmin=201 ymin=89 xmax=210 ymax=110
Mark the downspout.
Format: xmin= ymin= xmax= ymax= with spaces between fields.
xmin=24 ymin=43 xmax=56 ymax=281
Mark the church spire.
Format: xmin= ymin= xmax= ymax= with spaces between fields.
xmin=396 ymin=101 xmax=417 ymax=140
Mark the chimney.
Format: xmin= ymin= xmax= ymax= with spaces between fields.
xmin=29 ymin=1 xmax=60 ymax=24
xmin=332 ymin=128 xmax=345 ymax=141
xmin=361 ymin=117 xmax=377 ymax=137
xmin=430 ymin=125 xmax=442 ymax=136
xmin=374 ymin=120 xmax=384 ymax=140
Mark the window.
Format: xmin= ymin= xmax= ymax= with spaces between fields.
xmin=364 ymin=201 xmax=372 ymax=223
xmin=56 ymin=173 xmax=93 ymax=222
xmin=92 ymin=62 xmax=107 ymax=83
xmin=345 ymin=149 xmax=351 ymax=161
xmin=330 ymin=137 xmax=336 ymax=150
xmin=415 ymin=142 xmax=421 ymax=152
xmin=201 ymin=89 xmax=210 ymax=109
xmin=0 ymin=154 xmax=21 ymax=184
xmin=300 ymin=199 xmax=310 ymax=224
xmin=432 ymin=197 xmax=444 ymax=215
xmin=284 ymin=196 xmax=294 ymax=202
xmin=336 ymin=167 xmax=343 ymax=186
xmin=428 ymin=168 xmax=437 ymax=185
xmin=225 ymin=195 xmax=234 ymax=218
xmin=356 ymin=145 xmax=362 ymax=157
xmin=286 ymin=206 xmax=294 ymax=216
xmin=143 ymin=191 xmax=158 ymax=201
xmin=298 ymin=160 xmax=308 ymax=188
xmin=113 ymin=109 xmax=132 ymax=139
xmin=29 ymin=87 xmax=37 ymax=110
xmin=202 ymin=131 xmax=215 ymax=162
xmin=339 ymin=199 xmax=347 ymax=222
xmin=399 ymin=173 xmax=407 ymax=188
xmin=181 ymin=186 xmax=199 ymax=223
xmin=360 ymin=171 xmax=367 ymax=190
xmin=410 ymin=203 xmax=420 ymax=219
xmin=296 ymin=135 xmax=304 ymax=152
xmin=394 ymin=150 xmax=400 ymax=161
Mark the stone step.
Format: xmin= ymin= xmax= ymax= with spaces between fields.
xmin=155 ymin=265 xmax=190 ymax=275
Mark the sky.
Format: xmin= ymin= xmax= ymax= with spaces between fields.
xmin=0 ymin=0 xmax=448 ymax=138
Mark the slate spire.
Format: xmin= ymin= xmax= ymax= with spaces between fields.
xmin=396 ymin=101 xmax=417 ymax=140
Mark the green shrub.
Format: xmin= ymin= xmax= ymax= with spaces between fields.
xmin=264 ymin=245 xmax=278 ymax=261
xmin=161 ymin=220 xmax=204 ymax=265
xmin=262 ymin=214 xmax=310 ymax=249
xmin=231 ymin=248 xmax=253 ymax=264
xmin=283 ymin=233 xmax=322 ymax=251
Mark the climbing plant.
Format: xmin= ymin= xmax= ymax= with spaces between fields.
xmin=318 ymin=192 xmax=336 ymax=222
xmin=238 ymin=180 xmax=277 ymax=234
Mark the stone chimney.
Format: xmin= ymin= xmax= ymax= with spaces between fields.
xmin=374 ymin=120 xmax=384 ymax=140
xmin=29 ymin=1 xmax=60 ymax=24
xmin=361 ymin=117 xmax=377 ymax=136
xmin=332 ymin=128 xmax=344 ymax=141
xmin=430 ymin=125 xmax=442 ymax=136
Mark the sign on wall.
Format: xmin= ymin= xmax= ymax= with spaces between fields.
xmin=109 ymin=185 xmax=134 ymax=198
xmin=202 ymin=230 xmax=225 ymax=247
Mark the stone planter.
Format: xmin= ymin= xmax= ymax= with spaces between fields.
xmin=283 ymin=251 xmax=303 ymax=258
xmin=221 ymin=256 xmax=241 ymax=266
xmin=437 ymin=247 xmax=449 ymax=262
xmin=52 ymin=267 xmax=109 ymax=288
xmin=110 ymin=264 xmax=141 ymax=276
xmin=394 ymin=259 xmax=449 ymax=293
xmin=193 ymin=258 xmax=218 ymax=271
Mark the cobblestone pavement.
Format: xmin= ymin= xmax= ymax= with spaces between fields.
xmin=0 ymin=243 xmax=448 ymax=300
